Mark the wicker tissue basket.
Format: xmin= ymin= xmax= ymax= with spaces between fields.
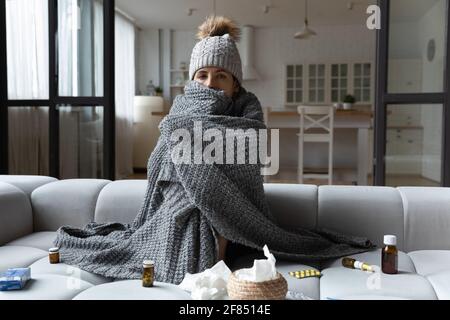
xmin=227 ymin=271 xmax=288 ymax=300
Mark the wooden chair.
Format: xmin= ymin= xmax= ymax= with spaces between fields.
xmin=297 ymin=106 xmax=335 ymax=185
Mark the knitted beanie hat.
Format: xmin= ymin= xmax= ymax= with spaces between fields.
xmin=189 ymin=16 xmax=243 ymax=84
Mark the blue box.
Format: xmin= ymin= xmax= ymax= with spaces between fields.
xmin=0 ymin=268 xmax=31 ymax=291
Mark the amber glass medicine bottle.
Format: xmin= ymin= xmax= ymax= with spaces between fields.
xmin=142 ymin=260 xmax=154 ymax=287
xmin=382 ymin=235 xmax=398 ymax=274
xmin=49 ymin=247 xmax=60 ymax=264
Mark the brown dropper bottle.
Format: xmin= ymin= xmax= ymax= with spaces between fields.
xmin=342 ymin=257 xmax=374 ymax=272
xmin=382 ymin=235 xmax=398 ymax=274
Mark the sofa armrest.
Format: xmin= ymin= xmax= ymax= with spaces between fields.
xmin=0 ymin=175 xmax=58 ymax=198
xmin=0 ymin=182 xmax=33 ymax=246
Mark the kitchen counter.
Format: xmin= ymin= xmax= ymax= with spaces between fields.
xmin=265 ymin=108 xmax=372 ymax=129
xmin=263 ymin=107 xmax=373 ymax=185
xmin=268 ymin=108 xmax=372 ymax=116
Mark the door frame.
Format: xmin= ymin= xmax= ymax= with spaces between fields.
xmin=374 ymin=0 xmax=450 ymax=186
xmin=0 ymin=0 xmax=116 ymax=180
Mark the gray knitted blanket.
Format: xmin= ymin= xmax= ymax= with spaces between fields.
xmin=54 ymin=80 xmax=375 ymax=284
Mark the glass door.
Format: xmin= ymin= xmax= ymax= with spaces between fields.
xmin=0 ymin=0 xmax=115 ymax=179
xmin=375 ymin=0 xmax=450 ymax=187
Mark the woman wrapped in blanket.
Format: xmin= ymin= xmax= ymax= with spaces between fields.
xmin=53 ymin=16 xmax=374 ymax=285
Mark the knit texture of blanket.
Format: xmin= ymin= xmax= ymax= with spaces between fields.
xmin=54 ymin=80 xmax=375 ymax=284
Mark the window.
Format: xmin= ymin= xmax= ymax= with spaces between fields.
xmin=374 ymin=0 xmax=450 ymax=187
xmin=1 ymin=0 xmax=117 ymax=178
xmin=285 ymin=65 xmax=303 ymax=105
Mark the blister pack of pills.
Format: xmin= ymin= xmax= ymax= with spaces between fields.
xmin=288 ymin=269 xmax=322 ymax=279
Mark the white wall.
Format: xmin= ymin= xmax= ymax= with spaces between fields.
xmin=171 ymin=30 xmax=196 ymax=71
xmin=136 ymin=28 xmax=160 ymax=95
xmin=136 ymin=29 xmax=197 ymax=103
xmin=241 ymin=25 xmax=376 ymax=109
xmin=243 ymin=25 xmax=375 ymax=172
xmin=144 ymin=25 xmax=376 ymax=109
xmin=389 ymin=22 xmax=422 ymax=60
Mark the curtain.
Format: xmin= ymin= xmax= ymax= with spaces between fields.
xmin=6 ymin=0 xmax=49 ymax=175
xmin=58 ymin=0 xmax=77 ymax=97
xmin=114 ymin=13 xmax=135 ymax=179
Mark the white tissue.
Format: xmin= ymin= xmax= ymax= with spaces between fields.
xmin=178 ymin=260 xmax=231 ymax=300
xmin=234 ymin=245 xmax=277 ymax=282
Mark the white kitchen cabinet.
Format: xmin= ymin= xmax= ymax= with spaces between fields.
xmin=307 ymin=64 xmax=326 ymax=103
xmin=330 ymin=63 xmax=349 ymax=103
xmin=285 ymin=65 xmax=304 ymax=104
xmin=284 ymin=62 xmax=373 ymax=106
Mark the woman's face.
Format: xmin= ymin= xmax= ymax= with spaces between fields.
xmin=193 ymin=67 xmax=239 ymax=97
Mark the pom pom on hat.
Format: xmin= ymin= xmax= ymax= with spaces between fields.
xmin=196 ymin=15 xmax=241 ymax=42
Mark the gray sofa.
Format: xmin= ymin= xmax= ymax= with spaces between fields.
xmin=1 ymin=175 xmax=450 ymax=300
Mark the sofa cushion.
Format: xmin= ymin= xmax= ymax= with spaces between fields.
xmin=318 ymin=186 xmax=405 ymax=250
xmin=399 ymin=187 xmax=450 ymax=252
xmin=0 ymin=183 xmax=33 ymax=246
xmin=72 ymin=280 xmax=192 ymax=300
xmin=6 ymin=232 xmax=57 ymax=251
xmin=31 ymin=179 xmax=111 ymax=231
xmin=426 ymin=271 xmax=450 ymax=300
xmin=29 ymin=257 xmax=112 ymax=286
xmin=0 ymin=175 xmax=58 ymax=197
xmin=320 ymin=249 xmax=437 ymax=300
xmin=320 ymin=267 xmax=437 ymax=300
xmin=263 ymin=184 xmax=317 ymax=229
xmin=319 ymin=248 xmax=439 ymax=300
xmin=319 ymin=249 xmax=426 ymax=300
xmin=408 ymin=250 xmax=450 ymax=299
xmin=408 ymin=251 xmax=450 ymax=276
xmin=0 ymin=274 xmax=93 ymax=300
xmin=0 ymin=246 xmax=47 ymax=272
xmin=94 ymin=180 xmax=147 ymax=224
xmin=321 ymin=249 xmax=417 ymax=273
